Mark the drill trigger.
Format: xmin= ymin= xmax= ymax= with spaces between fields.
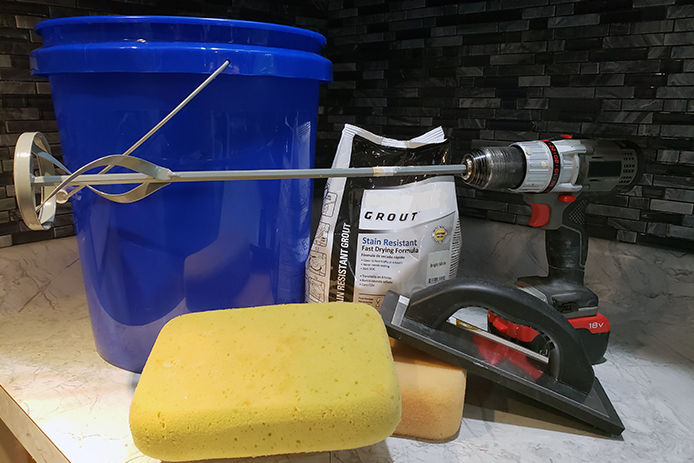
xmin=528 ymin=203 xmax=550 ymax=227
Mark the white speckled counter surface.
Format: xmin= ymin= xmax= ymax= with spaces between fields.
xmin=0 ymin=218 xmax=692 ymax=462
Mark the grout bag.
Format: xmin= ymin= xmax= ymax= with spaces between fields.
xmin=306 ymin=124 xmax=461 ymax=308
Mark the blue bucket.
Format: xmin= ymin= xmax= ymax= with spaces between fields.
xmin=32 ymin=16 xmax=332 ymax=372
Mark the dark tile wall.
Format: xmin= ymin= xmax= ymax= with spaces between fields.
xmin=318 ymin=0 xmax=694 ymax=252
xmin=2 ymin=0 xmax=694 ymax=252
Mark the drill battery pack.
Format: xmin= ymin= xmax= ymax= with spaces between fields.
xmin=487 ymin=312 xmax=610 ymax=365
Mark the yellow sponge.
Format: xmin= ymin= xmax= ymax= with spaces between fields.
xmin=129 ymin=303 xmax=401 ymax=461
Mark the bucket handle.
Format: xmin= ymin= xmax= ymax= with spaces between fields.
xmin=13 ymin=60 xmax=230 ymax=231
xmin=57 ymin=59 xmax=230 ymax=205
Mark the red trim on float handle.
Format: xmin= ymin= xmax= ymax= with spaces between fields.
xmin=488 ymin=312 xmax=540 ymax=343
xmin=473 ymin=330 xmax=544 ymax=380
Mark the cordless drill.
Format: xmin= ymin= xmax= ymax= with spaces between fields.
xmin=461 ymin=137 xmax=641 ymax=363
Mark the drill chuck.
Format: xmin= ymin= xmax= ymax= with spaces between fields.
xmin=462 ymin=139 xmax=641 ymax=194
xmin=461 ymin=146 xmax=526 ymax=191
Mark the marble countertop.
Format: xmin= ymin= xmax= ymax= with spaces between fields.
xmin=1 ymin=219 xmax=693 ymax=463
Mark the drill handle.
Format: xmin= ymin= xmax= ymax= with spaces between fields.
xmin=545 ymin=196 xmax=589 ymax=285
xmin=523 ymin=193 xmax=589 ymax=285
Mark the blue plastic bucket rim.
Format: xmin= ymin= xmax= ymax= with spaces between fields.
xmin=32 ymin=15 xmax=332 ymax=81
xmin=35 ymin=15 xmax=327 ymax=49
